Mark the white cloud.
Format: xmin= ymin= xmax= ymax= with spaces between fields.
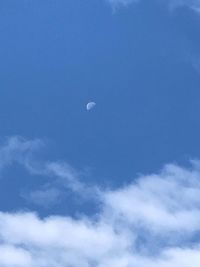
xmin=104 ymin=163 xmax=200 ymax=234
xmin=0 ymin=212 xmax=130 ymax=267
xmin=0 ymin=245 xmax=32 ymax=267
xmin=0 ymin=137 xmax=200 ymax=266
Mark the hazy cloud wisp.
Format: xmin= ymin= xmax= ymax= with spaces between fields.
xmin=107 ymin=0 xmax=200 ymax=13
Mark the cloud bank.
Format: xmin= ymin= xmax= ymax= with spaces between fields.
xmin=0 ymin=137 xmax=200 ymax=266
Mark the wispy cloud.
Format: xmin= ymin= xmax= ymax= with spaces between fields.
xmin=107 ymin=0 xmax=200 ymax=13
xmin=0 ymin=137 xmax=200 ymax=266
xmin=0 ymin=136 xmax=42 ymax=171
xmin=164 ymin=0 xmax=200 ymax=14
xmin=22 ymin=187 xmax=62 ymax=208
xmin=106 ymin=0 xmax=138 ymax=8
xmin=0 ymin=136 xmax=89 ymax=207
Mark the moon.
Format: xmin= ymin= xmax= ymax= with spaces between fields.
xmin=86 ymin=102 xmax=96 ymax=111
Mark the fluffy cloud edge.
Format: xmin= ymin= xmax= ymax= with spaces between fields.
xmin=0 ymin=137 xmax=200 ymax=266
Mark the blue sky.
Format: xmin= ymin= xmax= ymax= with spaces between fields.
xmin=1 ymin=0 xmax=200 ymax=266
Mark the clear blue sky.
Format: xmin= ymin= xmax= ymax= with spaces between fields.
xmin=0 ymin=1 xmax=200 ymax=266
